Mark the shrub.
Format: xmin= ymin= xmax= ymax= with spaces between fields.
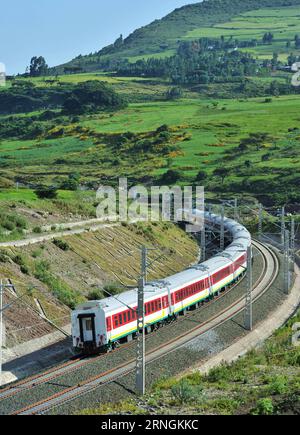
xmin=2 ymin=220 xmax=14 ymax=231
xmin=35 ymin=186 xmax=58 ymax=199
xmin=251 ymin=398 xmax=274 ymax=415
xmin=171 ymin=379 xmax=197 ymax=405
xmin=0 ymin=250 xmax=9 ymax=263
xmin=33 ymin=226 xmax=42 ymax=234
xmin=267 ymin=375 xmax=288 ymax=395
xmin=88 ymin=289 xmax=104 ymax=301
xmin=103 ymin=283 xmax=122 ymax=296
xmin=14 ymin=254 xmax=26 ymax=266
xmin=20 ymin=265 xmax=30 ymax=275
xmin=160 ymin=169 xmax=183 ymax=185
xmin=53 ymin=238 xmax=70 ymax=251
xmin=34 ymin=260 xmax=82 ymax=309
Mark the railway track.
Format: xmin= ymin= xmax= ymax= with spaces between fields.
xmin=0 ymin=241 xmax=262 ymax=405
xmin=6 ymin=240 xmax=279 ymax=415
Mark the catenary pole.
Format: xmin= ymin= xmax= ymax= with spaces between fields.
xmin=245 ymin=245 xmax=253 ymax=331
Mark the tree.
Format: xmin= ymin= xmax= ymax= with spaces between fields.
xmin=161 ymin=169 xmax=183 ymax=185
xmin=166 ymin=87 xmax=183 ymax=100
xmin=262 ymin=32 xmax=274 ymax=45
xmin=195 ymin=170 xmax=207 ymax=182
xmin=35 ymin=186 xmax=58 ymax=199
xmin=213 ymin=167 xmax=229 ymax=185
xmin=60 ymin=173 xmax=80 ymax=191
xmin=62 ymin=96 xmax=82 ymax=115
xmin=29 ymin=56 xmax=48 ymax=77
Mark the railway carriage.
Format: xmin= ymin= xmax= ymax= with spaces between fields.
xmin=72 ymin=212 xmax=251 ymax=353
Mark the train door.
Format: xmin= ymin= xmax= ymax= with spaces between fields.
xmin=78 ymin=313 xmax=96 ymax=344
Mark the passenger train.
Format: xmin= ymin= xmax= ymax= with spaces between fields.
xmin=71 ymin=211 xmax=251 ymax=353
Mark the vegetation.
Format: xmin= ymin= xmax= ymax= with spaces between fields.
xmin=0 ymin=80 xmax=126 ymax=114
xmin=54 ymin=0 xmax=300 ymax=72
xmin=79 ymin=310 xmax=300 ymax=415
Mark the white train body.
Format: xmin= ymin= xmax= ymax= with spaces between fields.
xmin=72 ymin=212 xmax=251 ymax=352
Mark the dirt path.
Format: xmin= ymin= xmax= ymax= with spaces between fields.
xmin=0 ymin=219 xmax=119 ymax=248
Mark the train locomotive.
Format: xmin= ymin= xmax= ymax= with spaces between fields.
xmin=71 ymin=211 xmax=251 ymax=353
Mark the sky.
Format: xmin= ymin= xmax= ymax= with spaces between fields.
xmin=0 ymin=0 xmax=200 ymax=75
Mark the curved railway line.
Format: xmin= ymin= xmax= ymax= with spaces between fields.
xmin=0 ymin=239 xmax=280 ymax=415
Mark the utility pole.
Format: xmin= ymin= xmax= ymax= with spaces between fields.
xmin=258 ymin=203 xmax=263 ymax=241
xmin=290 ymin=218 xmax=295 ymax=264
xmin=0 ymin=280 xmax=3 ymax=387
xmin=245 ymin=245 xmax=253 ymax=331
xmin=141 ymin=246 xmax=147 ymax=285
xmin=284 ymin=230 xmax=291 ymax=294
xmin=281 ymin=206 xmax=285 ymax=247
xmin=220 ymin=205 xmax=225 ymax=251
xmin=234 ymin=198 xmax=239 ymax=222
xmin=201 ymin=219 xmax=206 ymax=263
xmin=136 ymin=276 xmax=145 ymax=396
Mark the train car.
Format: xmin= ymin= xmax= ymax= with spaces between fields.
xmin=71 ymin=212 xmax=251 ymax=353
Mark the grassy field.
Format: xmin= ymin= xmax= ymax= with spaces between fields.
xmin=1 ymin=95 xmax=299 ymax=197
xmin=184 ymin=7 xmax=300 ymax=61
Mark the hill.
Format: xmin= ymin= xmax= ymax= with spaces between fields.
xmin=53 ymin=0 xmax=300 ymax=73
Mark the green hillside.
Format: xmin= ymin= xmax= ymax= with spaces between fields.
xmin=54 ymin=0 xmax=300 ymax=72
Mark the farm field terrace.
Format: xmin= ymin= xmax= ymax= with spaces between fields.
xmin=183 ymin=6 xmax=300 ymax=61
xmin=1 ymin=94 xmax=300 ymax=207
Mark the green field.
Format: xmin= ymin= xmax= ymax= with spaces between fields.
xmin=184 ymin=7 xmax=300 ymax=61
xmin=1 ymin=95 xmax=299 ymax=207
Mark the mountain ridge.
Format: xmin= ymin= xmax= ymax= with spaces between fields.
xmin=53 ymin=0 xmax=300 ymax=73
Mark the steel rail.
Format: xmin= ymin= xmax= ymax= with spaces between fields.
xmin=12 ymin=240 xmax=279 ymax=415
xmin=0 ymin=242 xmax=262 ymax=403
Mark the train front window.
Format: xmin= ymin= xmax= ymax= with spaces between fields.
xmin=85 ymin=319 xmax=93 ymax=331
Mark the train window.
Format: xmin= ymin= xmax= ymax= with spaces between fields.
xmin=123 ymin=312 xmax=127 ymax=323
xmin=115 ymin=316 xmax=119 ymax=328
xmin=106 ymin=317 xmax=112 ymax=332
xmin=158 ymin=299 xmax=162 ymax=309
xmin=85 ymin=319 xmax=92 ymax=331
xmin=119 ymin=314 xmax=123 ymax=325
xmin=128 ymin=311 xmax=131 ymax=321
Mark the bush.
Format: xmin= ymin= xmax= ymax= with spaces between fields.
xmin=0 ymin=250 xmax=9 ymax=263
xmin=34 ymin=260 xmax=82 ymax=309
xmin=160 ymin=169 xmax=183 ymax=185
xmin=35 ymin=186 xmax=58 ymax=199
xmin=103 ymin=283 xmax=122 ymax=297
xmin=20 ymin=265 xmax=30 ymax=275
xmin=171 ymin=379 xmax=198 ymax=405
xmin=88 ymin=289 xmax=104 ymax=301
xmin=267 ymin=375 xmax=288 ymax=395
xmin=33 ymin=226 xmax=42 ymax=234
xmin=53 ymin=239 xmax=70 ymax=251
xmin=251 ymin=398 xmax=274 ymax=415
xmin=14 ymin=254 xmax=26 ymax=266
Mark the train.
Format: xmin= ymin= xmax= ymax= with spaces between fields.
xmin=71 ymin=211 xmax=251 ymax=353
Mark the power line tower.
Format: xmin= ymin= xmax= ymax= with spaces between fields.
xmin=244 ymin=245 xmax=253 ymax=331
xmin=136 ymin=246 xmax=166 ymax=395
xmin=281 ymin=206 xmax=285 ymax=247
xmin=136 ymin=276 xmax=145 ymax=396
xmin=290 ymin=218 xmax=295 ymax=264
xmin=201 ymin=219 xmax=206 ymax=263
xmin=220 ymin=205 xmax=225 ymax=251
xmin=258 ymin=203 xmax=263 ymax=241
xmin=284 ymin=229 xmax=291 ymax=294
xmin=234 ymin=198 xmax=239 ymax=222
